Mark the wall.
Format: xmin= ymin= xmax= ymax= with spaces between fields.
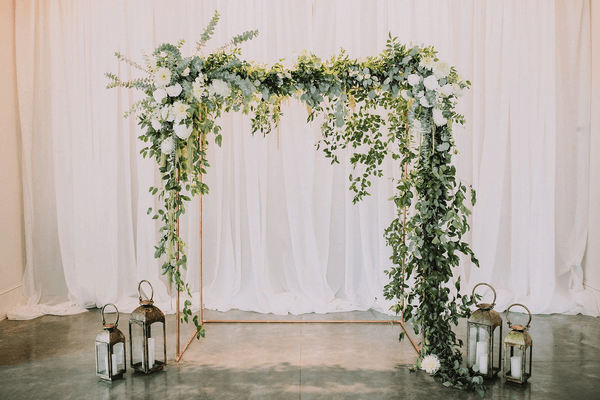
xmin=0 ymin=0 xmax=25 ymax=319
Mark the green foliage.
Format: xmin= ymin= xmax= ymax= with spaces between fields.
xmin=108 ymin=15 xmax=479 ymax=393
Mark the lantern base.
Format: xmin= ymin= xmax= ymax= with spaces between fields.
xmin=471 ymin=366 xmax=501 ymax=379
xmin=97 ymin=371 xmax=125 ymax=381
xmin=505 ymin=372 xmax=531 ymax=384
xmin=131 ymin=360 xmax=165 ymax=374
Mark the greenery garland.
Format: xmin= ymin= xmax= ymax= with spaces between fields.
xmin=107 ymin=11 xmax=482 ymax=392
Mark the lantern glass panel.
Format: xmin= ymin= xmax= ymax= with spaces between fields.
xmin=149 ymin=322 xmax=165 ymax=367
xmin=114 ymin=342 xmax=125 ymax=373
xmin=468 ymin=324 xmax=491 ymax=374
xmin=131 ymin=323 xmax=144 ymax=368
xmin=96 ymin=342 xmax=109 ymax=376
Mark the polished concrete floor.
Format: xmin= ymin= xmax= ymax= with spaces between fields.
xmin=0 ymin=309 xmax=599 ymax=399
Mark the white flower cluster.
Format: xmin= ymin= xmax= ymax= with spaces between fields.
xmin=421 ymin=354 xmax=441 ymax=374
xmin=207 ymin=79 xmax=230 ymax=99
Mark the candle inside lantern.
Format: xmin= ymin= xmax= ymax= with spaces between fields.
xmin=469 ymin=327 xmax=477 ymax=365
xmin=479 ymin=354 xmax=488 ymax=375
xmin=511 ymin=356 xmax=522 ymax=380
xmin=148 ymin=338 xmax=155 ymax=368
xmin=476 ymin=341 xmax=488 ymax=373
xmin=115 ymin=344 xmax=123 ymax=366
xmin=112 ymin=354 xmax=118 ymax=374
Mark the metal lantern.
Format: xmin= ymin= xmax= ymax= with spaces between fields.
xmin=466 ymin=283 xmax=503 ymax=379
xmin=95 ymin=303 xmax=126 ymax=380
xmin=503 ymin=303 xmax=533 ymax=384
xmin=129 ymin=280 xmax=167 ymax=373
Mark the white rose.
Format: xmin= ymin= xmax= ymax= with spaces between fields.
xmin=182 ymin=67 xmax=190 ymax=77
xmin=153 ymin=88 xmax=167 ymax=103
xmin=161 ymin=106 xmax=171 ymax=121
xmin=174 ymin=123 xmax=193 ymax=141
xmin=161 ymin=137 xmax=175 ymax=154
xmin=407 ymin=74 xmax=421 ymax=86
xmin=151 ymin=117 xmax=162 ymax=131
xmin=433 ymin=61 xmax=450 ymax=79
xmin=439 ymin=84 xmax=453 ymax=97
xmin=420 ymin=96 xmax=431 ymax=108
xmin=401 ymin=90 xmax=411 ymax=101
xmin=166 ymin=83 xmax=182 ymax=97
xmin=154 ymin=67 xmax=172 ymax=88
xmin=208 ymin=79 xmax=230 ymax=99
xmin=433 ymin=108 xmax=447 ymax=126
xmin=423 ymin=75 xmax=440 ymax=91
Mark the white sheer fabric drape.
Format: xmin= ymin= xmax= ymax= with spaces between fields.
xmin=10 ymin=0 xmax=600 ymax=319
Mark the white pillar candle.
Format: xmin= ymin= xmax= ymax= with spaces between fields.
xmin=511 ymin=356 xmax=522 ymax=380
xmin=469 ymin=327 xmax=477 ymax=365
xmin=476 ymin=341 xmax=488 ymax=373
xmin=148 ymin=338 xmax=155 ymax=368
xmin=112 ymin=354 xmax=118 ymax=374
xmin=115 ymin=344 xmax=123 ymax=366
xmin=478 ymin=354 xmax=488 ymax=375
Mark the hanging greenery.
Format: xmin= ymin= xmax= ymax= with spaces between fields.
xmin=107 ymin=11 xmax=481 ymax=392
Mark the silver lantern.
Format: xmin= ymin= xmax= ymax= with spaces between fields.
xmin=95 ymin=303 xmax=126 ymax=380
xmin=129 ymin=280 xmax=167 ymax=373
xmin=466 ymin=283 xmax=502 ymax=379
xmin=503 ymin=303 xmax=533 ymax=384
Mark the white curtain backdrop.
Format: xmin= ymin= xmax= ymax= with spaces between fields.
xmin=9 ymin=0 xmax=600 ymax=319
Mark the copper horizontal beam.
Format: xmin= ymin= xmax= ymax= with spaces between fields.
xmin=174 ymin=318 xmax=420 ymax=362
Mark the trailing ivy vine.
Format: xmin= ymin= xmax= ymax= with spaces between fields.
xmin=107 ymin=11 xmax=482 ymax=392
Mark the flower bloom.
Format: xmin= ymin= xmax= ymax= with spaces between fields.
xmin=161 ymin=137 xmax=175 ymax=154
xmin=419 ymin=57 xmax=435 ymax=70
xmin=166 ymin=83 xmax=183 ymax=97
xmin=151 ymin=117 xmax=162 ymax=131
xmin=439 ymin=84 xmax=453 ymax=97
xmin=174 ymin=122 xmax=193 ymax=140
xmin=433 ymin=61 xmax=450 ymax=79
xmin=192 ymin=78 xmax=205 ymax=101
xmin=433 ymin=108 xmax=447 ymax=126
xmin=452 ymin=83 xmax=464 ymax=98
xmin=208 ymin=79 xmax=230 ymax=99
xmin=421 ymin=354 xmax=441 ymax=374
xmin=171 ymin=101 xmax=190 ymax=123
xmin=410 ymin=119 xmax=423 ymax=135
xmin=153 ymin=88 xmax=167 ymax=103
xmin=407 ymin=74 xmax=421 ymax=86
xmin=154 ymin=67 xmax=172 ymax=88
xmin=420 ymin=96 xmax=431 ymax=108
xmin=182 ymin=67 xmax=190 ymax=77
xmin=423 ymin=75 xmax=440 ymax=91
xmin=401 ymin=90 xmax=411 ymax=101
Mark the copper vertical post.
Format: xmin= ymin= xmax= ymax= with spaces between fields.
xmin=176 ymin=166 xmax=181 ymax=356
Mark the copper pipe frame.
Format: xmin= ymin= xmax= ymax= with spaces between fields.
xmin=175 ymin=127 xmax=421 ymax=363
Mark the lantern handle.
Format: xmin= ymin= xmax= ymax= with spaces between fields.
xmin=138 ymin=279 xmax=154 ymax=303
xmin=506 ymin=303 xmax=532 ymax=329
xmin=471 ymin=282 xmax=496 ymax=308
xmin=101 ymin=303 xmax=119 ymax=327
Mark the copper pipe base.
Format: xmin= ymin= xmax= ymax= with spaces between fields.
xmin=174 ymin=317 xmax=420 ymax=362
